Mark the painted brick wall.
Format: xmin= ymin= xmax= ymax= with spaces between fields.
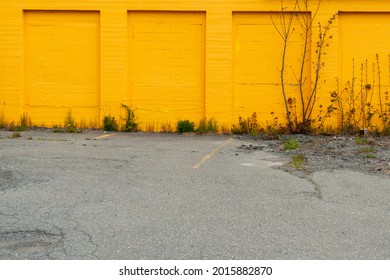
xmin=1 ymin=0 xmax=390 ymax=130
xmin=128 ymin=11 xmax=205 ymax=130
xmin=24 ymin=11 xmax=100 ymax=126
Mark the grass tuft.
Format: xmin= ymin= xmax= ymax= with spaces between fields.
xmin=177 ymin=120 xmax=195 ymax=133
xmin=283 ymin=138 xmax=300 ymax=151
xmin=197 ymin=118 xmax=218 ymax=134
xmin=291 ymin=154 xmax=305 ymax=169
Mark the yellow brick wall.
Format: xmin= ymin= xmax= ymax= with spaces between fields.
xmin=24 ymin=11 xmax=100 ymax=127
xmin=128 ymin=11 xmax=205 ymax=130
xmin=1 ymin=0 xmax=390 ymax=130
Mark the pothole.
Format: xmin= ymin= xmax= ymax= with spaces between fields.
xmin=0 ymin=230 xmax=63 ymax=259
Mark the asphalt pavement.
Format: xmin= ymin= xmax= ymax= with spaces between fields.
xmin=0 ymin=130 xmax=389 ymax=259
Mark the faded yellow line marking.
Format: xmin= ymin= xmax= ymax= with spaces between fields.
xmin=193 ymin=138 xmax=233 ymax=169
xmin=94 ymin=133 xmax=118 ymax=140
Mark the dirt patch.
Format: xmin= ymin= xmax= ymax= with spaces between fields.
xmin=238 ymin=134 xmax=390 ymax=177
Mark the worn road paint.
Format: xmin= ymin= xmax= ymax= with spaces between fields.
xmin=94 ymin=133 xmax=118 ymax=140
xmin=240 ymin=163 xmax=254 ymax=166
xmin=193 ymin=138 xmax=233 ymax=169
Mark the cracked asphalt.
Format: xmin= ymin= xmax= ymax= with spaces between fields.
xmin=0 ymin=130 xmax=389 ymax=259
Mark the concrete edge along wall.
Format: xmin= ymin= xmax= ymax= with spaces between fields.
xmin=1 ymin=0 xmax=390 ymax=131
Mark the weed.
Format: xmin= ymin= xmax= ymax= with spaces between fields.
xmin=231 ymin=113 xmax=260 ymax=135
xmin=9 ymin=113 xmax=31 ymax=131
xmin=197 ymin=118 xmax=218 ymax=134
xmin=324 ymin=54 xmax=390 ymax=135
xmin=53 ymin=126 xmax=65 ymax=133
xmin=264 ymin=113 xmax=288 ymax=139
xmin=145 ymin=122 xmax=157 ymax=132
xmin=283 ymin=138 xmax=300 ymax=151
xmin=160 ymin=122 xmax=174 ymax=133
xmin=291 ymin=154 xmax=305 ymax=169
xmin=20 ymin=113 xmax=31 ymax=129
xmin=103 ymin=115 xmax=118 ymax=131
xmin=272 ymin=0 xmax=336 ymax=133
xmin=9 ymin=124 xmax=27 ymax=131
xmin=121 ymin=104 xmax=138 ymax=132
xmin=0 ymin=111 xmax=6 ymax=128
xmin=79 ymin=119 xmax=88 ymax=129
xmin=358 ymin=146 xmax=374 ymax=154
xmin=220 ymin=125 xmax=232 ymax=135
xmin=8 ymin=123 xmax=22 ymax=131
xmin=177 ymin=120 xmax=195 ymax=133
xmin=64 ymin=110 xmax=80 ymax=133
xmin=355 ymin=136 xmax=369 ymax=145
xmin=366 ymin=154 xmax=376 ymax=159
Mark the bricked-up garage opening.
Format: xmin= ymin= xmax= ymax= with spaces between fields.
xmin=339 ymin=12 xmax=390 ymax=96
xmin=24 ymin=11 xmax=100 ymax=127
xmin=232 ymin=12 xmax=311 ymax=122
xmin=128 ymin=11 xmax=206 ymax=131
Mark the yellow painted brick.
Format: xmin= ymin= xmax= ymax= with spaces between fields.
xmin=2 ymin=1 xmax=390 ymax=130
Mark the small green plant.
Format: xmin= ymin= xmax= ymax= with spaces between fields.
xmin=64 ymin=110 xmax=80 ymax=133
xmin=177 ymin=119 xmax=195 ymax=133
xmin=121 ymin=104 xmax=138 ymax=132
xmin=358 ymin=146 xmax=374 ymax=154
xmin=323 ymin=55 xmax=390 ymax=135
xmin=291 ymin=154 xmax=305 ymax=169
xmin=355 ymin=136 xmax=369 ymax=145
xmin=220 ymin=124 xmax=232 ymax=135
xmin=103 ymin=115 xmax=118 ymax=131
xmin=53 ymin=126 xmax=65 ymax=133
xmin=263 ymin=113 xmax=288 ymax=139
xmin=9 ymin=113 xmax=31 ymax=131
xmin=0 ymin=111 xmax=6 ymax=128
xmin=197 ymin=118 xmax=218 ymax=134
xmin=283 ymin=138 xmax=300 ymax=151
xmin=231 ymin=113 xmax=260 ymax=136
xmin=8 ymin=123 xmax=22 ymax=131
xmin=20 ymin=113 xmax=31 ymax=129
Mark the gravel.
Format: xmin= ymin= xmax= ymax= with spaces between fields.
xmin=237 ymin=134 xmax=390 ymax=177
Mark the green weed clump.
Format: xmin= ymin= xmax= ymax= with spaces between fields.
xmin=358 ymin=146 xmax=374 ymax=154
xmin=177 ymin=120 xmax=195 ymax=133
xmin=103 ymin=115 xmax=118 ymax=131
xmin=9 ymin=113 xmax=31 ymax=131
xmin=283 ymin=138 xmax=300 ymax=151
xmin=197 ymin=118 xmax=218 ymax=134
xmin=121 ymin=104 xmax=138 ymax=132
xmin=355 ymin=136 xmax=369 ymax=145
xmin=231 ymin=113 xmax=260 ymax=136
xmin=64 ymin=110 xmax=81 ymax=133
xmin=52 ymin=126 xmax=65 ymax=133
xmin=291 ymin=154 xmax=305 ymax=169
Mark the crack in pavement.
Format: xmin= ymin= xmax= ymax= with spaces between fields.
xmin=71 ymin=220 xmax=99 ymax=259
